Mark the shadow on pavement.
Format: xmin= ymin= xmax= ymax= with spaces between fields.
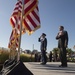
xmin=28 ymin=62 xmax=75 ymax=74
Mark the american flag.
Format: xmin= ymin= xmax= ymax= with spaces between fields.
xmin=10 ymin=0 xmax=40 ymax=35
xmin=8 ymin=29 xmax=19 ymax=48
xmin=23 ymin=0 xmax=38 ymax=17
xmin=10 ymin=0 xmax=25 ymax=34
xmin=9 ymin=0 xmax=40 ymax=48
xmin=23 ymin=0 xmax=40 ymax=34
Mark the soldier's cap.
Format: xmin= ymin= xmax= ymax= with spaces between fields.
xmin=42 ymin=33 xmax=46 ymax=36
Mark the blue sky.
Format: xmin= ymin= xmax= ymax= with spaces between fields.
xmin=0 ymin=0 xmax=75 ymax=52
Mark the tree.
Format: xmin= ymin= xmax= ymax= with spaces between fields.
xmin=52 ymin=48 xmax=59 ymax=61
xmin=66 ymin=48 xmax=73 ymax=57
xmin=52 ymin=48 xmax=59 ymax=53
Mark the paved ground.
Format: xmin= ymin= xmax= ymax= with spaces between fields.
xmin=24 ymin=62 xmax=75 ymax=75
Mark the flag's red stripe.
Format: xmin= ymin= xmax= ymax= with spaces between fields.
xmin=24 ymin=0 xmax=30 ymax=4
xmin=24 ymin=1 xmax=37 ymax=14
xmin=10 ymin=18 xmax=15 ymax=28
xmin=27 ymin=15 xmax=37 ymax=28
xmin=32 ymin=10 xmax=40 ymax=23
xmin=35 ymin=6 xmax=40 ymax=23
xmin=23 ymin=19 xmax=32 ymax=31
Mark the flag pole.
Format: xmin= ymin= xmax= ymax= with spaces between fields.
xmin=17 ymin=0 xmax=24 ymax=62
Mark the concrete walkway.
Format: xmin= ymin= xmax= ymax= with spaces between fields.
xmin=24 ymin=62 xmax=75 ymax=75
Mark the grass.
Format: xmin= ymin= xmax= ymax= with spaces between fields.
xmin=0 ymin=49 xmax=35 ymax=63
